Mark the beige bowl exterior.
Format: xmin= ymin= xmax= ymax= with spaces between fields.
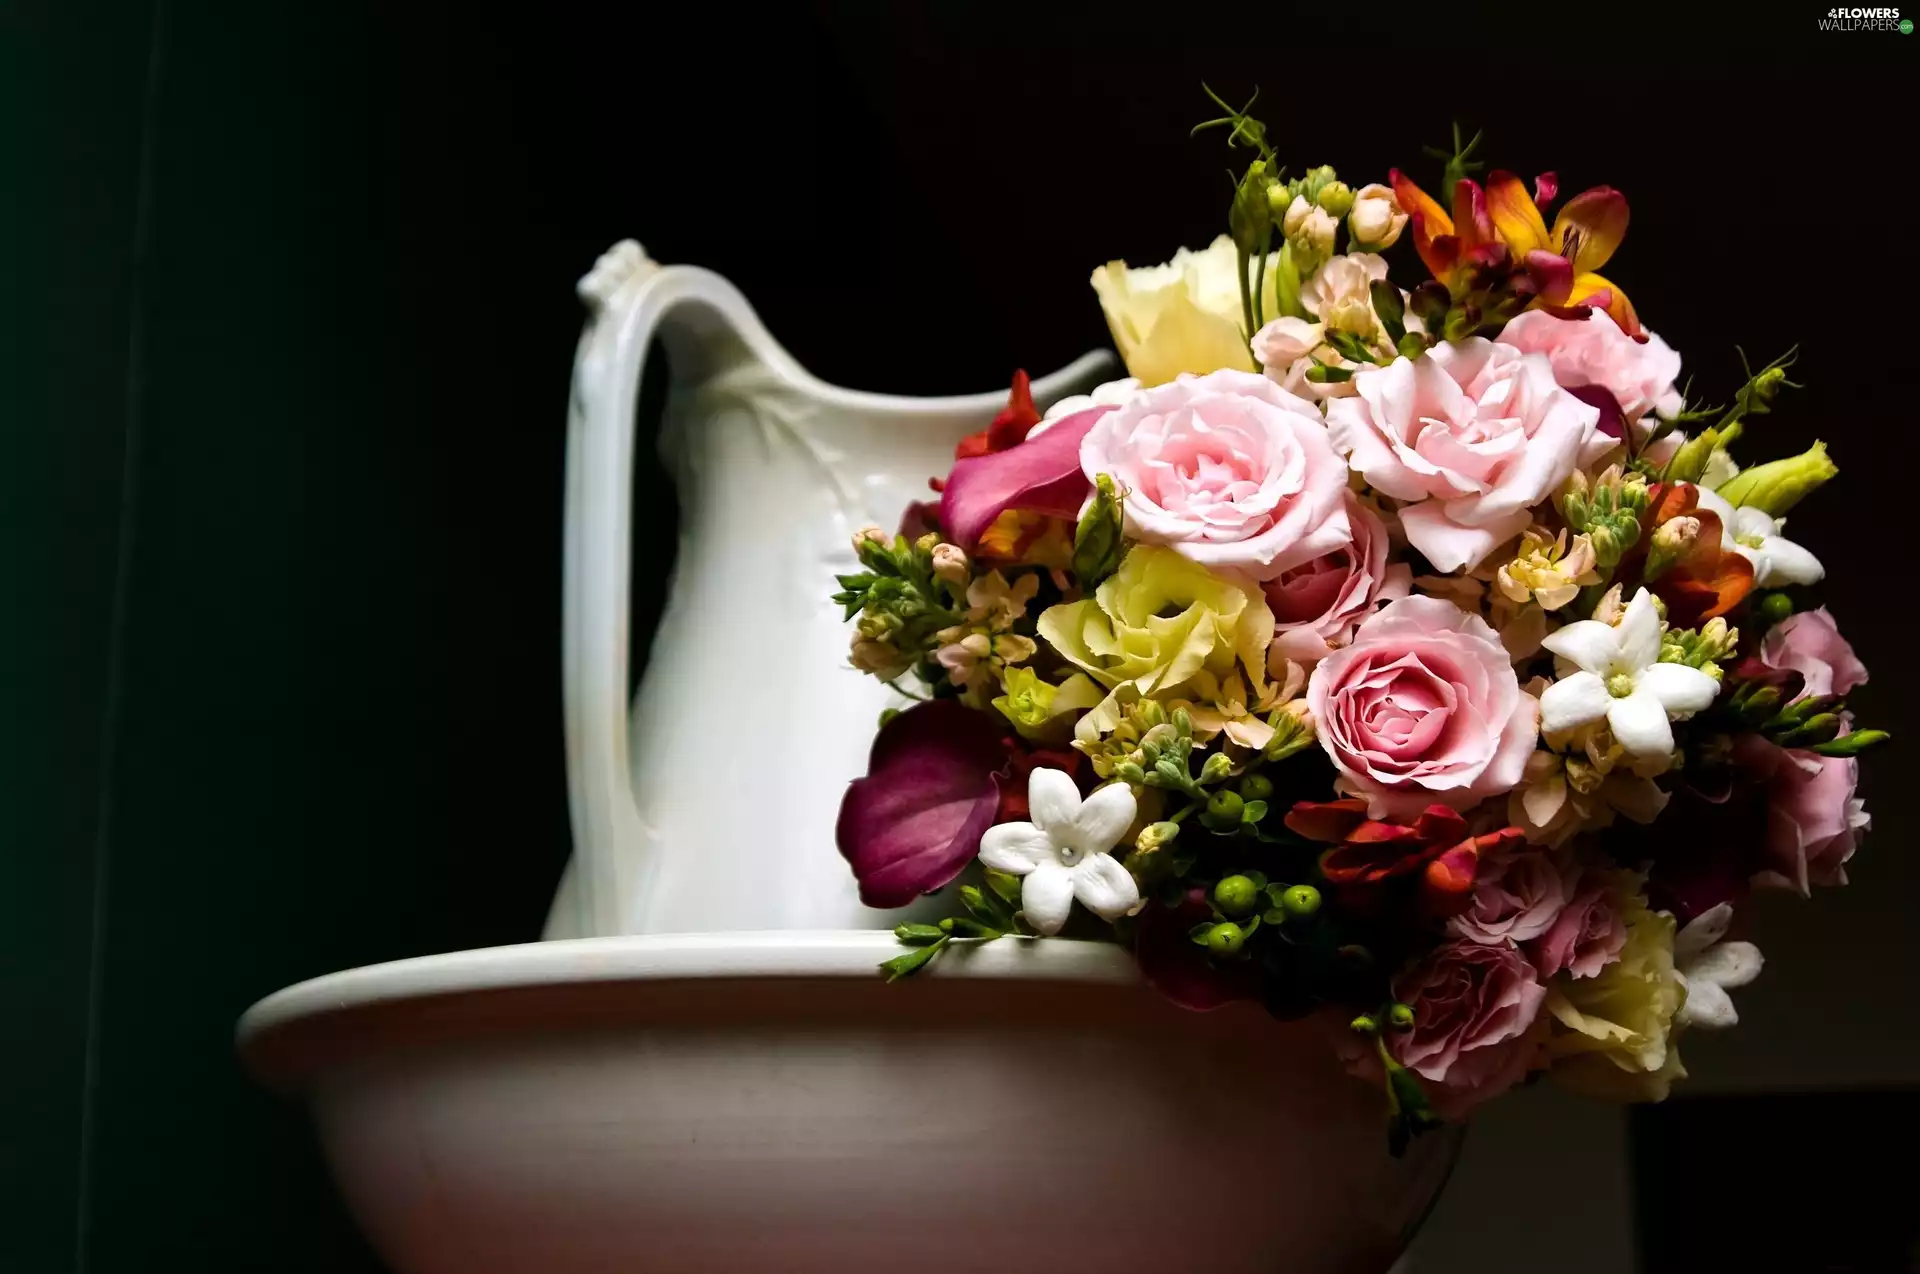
xmin=240 ymin=933 xmax=1459 ymax=1274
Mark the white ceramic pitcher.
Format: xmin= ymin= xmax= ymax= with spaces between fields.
xmin=545 ymin=241 xmax=1115 ymax=939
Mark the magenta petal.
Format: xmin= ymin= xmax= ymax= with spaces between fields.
xmin=1533 ymin=171 xmax=1558 ymax=208
xmin=938 ymin=406 xmax=1109 ymax=550
xmin=1522 ymin=249 xmax=1574 ymax=305
xmin=835 ymin=700 xmax=1009 ymax=908
xmin=1567 ymin=384 xmax=1626 ymax=439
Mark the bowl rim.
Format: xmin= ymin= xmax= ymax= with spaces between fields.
xmin=236 ymin=929 xmax=1140 ymax=1058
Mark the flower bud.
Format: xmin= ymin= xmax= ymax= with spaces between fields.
xmin=1347 ymin=182 xmax=1408 ymax=250
xmin=1388 ymin=1002 xmax=1416 ymax=1030
xmin=1714 ymin=440 xmax=1837 ymax=516
xmin=1214 ymin=874 xmax=1260 ymax=918
xmin=852 ymin=523 xmax=887 ymax=552
xmin=1073 ymin=473 xmax=1126 ymax=586
xmin=1282 ymin=193 xmax=1313 ymax=238
xmin=849 ymin=636 xmax=911 ymax=680
xmin=1114 ymin=761 xmax=1147 ymax=786
xmin=929 ymin=542 xmax=968 ymax=584
xmin=1135 ymin=820 xmax=1181 ymax=853
xmin=1199 ymin=752 xmax=1234 ymax=785
xmin=1315 ymin=180 xmax=1354 ymax=218
xmin=1349 ymin=1013 xmax=1380 ymax=1035
xmin=1644 ymin=515 xmax=1700 ymax=581
xmin=1289 ymin=204 xmax=1338 ymax=266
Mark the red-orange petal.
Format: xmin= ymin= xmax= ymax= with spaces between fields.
xmin=1285 ymin=798 xmax=1371 ymax=844
xmin=1391 ymin=169 xmax=1456 ymax=282
xmin=1567 ymin=271 xmax=1640 ymax=336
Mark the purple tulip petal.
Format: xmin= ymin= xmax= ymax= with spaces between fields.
xmin=938 ymin=407 xmax=1109 ymax=550
xmin=835 ymin=700 xmax=1010 ymax=908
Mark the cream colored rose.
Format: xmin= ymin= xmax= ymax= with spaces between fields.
xmin=1543 ymin=879 xmax=1688 ymax=1101
xmin=1091 ymin=236 xmax=1275 ymax=386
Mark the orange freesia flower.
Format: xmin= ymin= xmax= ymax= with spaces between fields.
xmin=1638 ymin=482 xmax=1754 ymax=624
xmin=1390 ymin=168 xmax=1641 ymax=336
xmin=1482 ymin=170 xmax=1639 ymax=335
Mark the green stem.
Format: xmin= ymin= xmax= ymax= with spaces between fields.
xmin=1252 ymin=242 xmax=1269 ymax=335
xmin=1237 ymin=244 xmax=1256 ymax=347
xmin=885 ymin=678 xmax=931 ymax=702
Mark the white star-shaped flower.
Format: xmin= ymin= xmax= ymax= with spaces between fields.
xmin=1539 ymin=587 xmax=1720 ymax=760
xmin=1694 ymin=487 xmax=1823 ymax=588
xmin=1673 ymin=903 xmax=1764 ymax=1029
xmin=978 ymin=767 xmax=1140 ymax=935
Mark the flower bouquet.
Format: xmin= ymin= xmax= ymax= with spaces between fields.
xmin=829 ymin=94 xmax=1885 ymax=1152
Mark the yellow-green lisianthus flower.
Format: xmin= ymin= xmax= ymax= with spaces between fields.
xmin=1543 ymin=877 xmax=1688 ymax=1101
xmin=991 ymin=666 xmax=1103 ymax=743
xmin=1038 ymin=545 xmax=1274 ymax=737
xmin=1090 ymin=236 xmax=1276 ymax=386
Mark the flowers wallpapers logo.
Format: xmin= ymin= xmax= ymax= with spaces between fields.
xmin=826 ymin=92 xmax=1887 ymax=1153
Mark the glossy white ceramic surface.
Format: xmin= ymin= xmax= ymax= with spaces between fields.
xmin=551 ymin=241 xmax=1114 ymax=939
xmin=240 ymin=933 xmax=1459 ymax=1274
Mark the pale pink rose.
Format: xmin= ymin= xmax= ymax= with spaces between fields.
xmin=1495 ymin=308 xmax=1684 ymax=425
xmin=1734 ymin=734 xmax=1871 ymax=894
xmin=1390 ymin=940 xmax=1548 ymax=1118
xmin=1450 ymin=845 xmax=1573 ymax=946
xmin=1079 ymin=369 xmax=1351 ymax=580
xmin=1756 ymin=607 xmax=1868 ymax=698
xmin=1263 ymin=493 xmax=1412 ymax=664
xmin=1326 ymin=342 xmax=1600 ymax=572
xmin=1529 ymin=878 xmax=1626 ymax=979
xmin=1307 ymin=594 xmax=1540 ymax=819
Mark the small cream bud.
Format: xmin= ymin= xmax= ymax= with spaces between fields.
xmin=1282 ymin=193 xmax=1313 ymax=239
xmin=852 ymin=523 xmax=887 ymax=553
xmin=929 ymin=543 xmax=969 ymax=584
xmin=1347 ymin=182 xmax=1408 ymax=249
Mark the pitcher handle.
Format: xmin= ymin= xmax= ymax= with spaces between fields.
xmin=555 ymin=240 xmax=1117 ymax=939
xmin=560 ymin=242 xmax=681 ymax=938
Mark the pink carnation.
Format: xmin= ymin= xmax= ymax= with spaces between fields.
xmin=1734 ymin=734 xmax=1870 ymax=894
xmin=1529 ymin=878 xmax=1626 ymax=979
xmin=1390 ymin=940 xmax=1547 ymax=1118
xmin=1306 ymin=595 xmax=1539 ymax=820
xmin=1756 ymin=607 xmax=1868 ymax=699
xmin=1263 ymin=493 xmax=1411 ymax=664
xmin=1449 ymin=846 xmax=1573 ymax=946
xmin=1326 ymin=341 xmax=1599 ymax=572
xmin=1495 ymin=309 xmax=1683 ymax=426
xmin=1079 ymin=369 xmax=1350 ymax=580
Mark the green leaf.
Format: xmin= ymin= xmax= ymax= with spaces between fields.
xmin=1189 ymin=922 xmax=1217 ymax=946
xmin=984 ymin=868 xmax=1023 ymax=907
xmin=880 ymin=937 xmax=948 ymax=981
xmin=1369 ymin=280 xmax=1405 ymax=345
xmin=1810 ymin=729 xmax=1890 ymax=757
xmin=1263 ymin=907 xmax=1287 ymax=925
xmin=1243 ymin=869 xmax=1268 ymax=890
xmin=893 ymin=923 xmax=946 ymax=946
xmin=1240 ymin=799 xmax=1269 ymax=825
xmin=1304 ymin=362 xmax=1355 ymax=385
xmin=943 ymin=917 xmax=1003 ymax=940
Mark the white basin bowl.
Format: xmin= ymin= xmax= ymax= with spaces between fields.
xmin=239 ymin=932 xmax=1460 ymax=1273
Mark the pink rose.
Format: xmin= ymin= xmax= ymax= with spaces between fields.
xmin=1756 ymin=607 xmax=1868 ymax=698
xmin=1263 ymin=493 xmax=1412 ymax=664
xmin=1326 ymin=342 xmax=1599 ymax=572
xmin=1079 ymin=368 xmax=1350 ymax=580
xmin=1307 ymin=594 xmax=1539 ymax=819
xmin=1450 ymin=845 xmax=1573 ymax=946
xmin=1390 ymin=940 xmax=1547 ymax=1118
xmin=1734 ymin=734 xmax=1870 ymax=894
xmin=1529 ymin=877 xmax=1626 ymax=979
xmin=1495 ymin=309 xmax=1683 ymax=426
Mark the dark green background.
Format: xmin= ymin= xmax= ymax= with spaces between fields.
xmin=8 ymin=4 xmax=1915 ymax=1272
